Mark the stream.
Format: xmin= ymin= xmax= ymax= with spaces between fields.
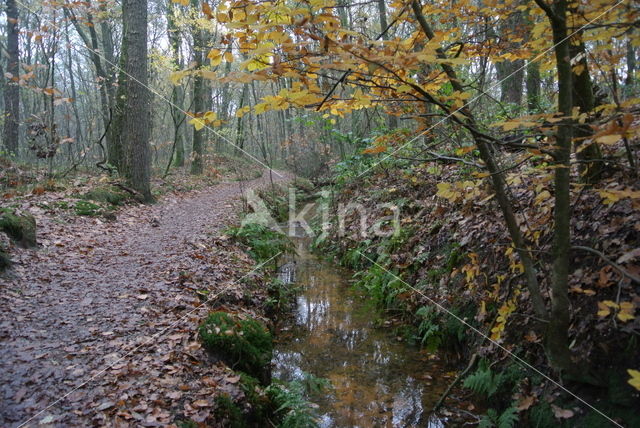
xmin=272 ymin=235 xmax=453 ymax=427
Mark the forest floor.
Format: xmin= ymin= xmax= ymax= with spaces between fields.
xmin=0 ymin=170 xmax=290 ymax=427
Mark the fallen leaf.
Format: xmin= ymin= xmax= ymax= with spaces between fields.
xmin=551 ymin=404 xmax=574 ymax=419
xmin=628 ymin=369 xmax=640 ymax=391
xmin=96 ymin=401 xmax=115 ymax=411
xmin=517 ymin=395 xmax=536 ymax=411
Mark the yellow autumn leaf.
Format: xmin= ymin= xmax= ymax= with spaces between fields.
xmin=597 ymin=301 xmax=611 ymax=318
xmin=169 ymin=71 xmax=187 ymax=85
xmin=595 ymin=134 xmax=621 ymax=144
xmin=617 ymin=301 xmax=635 ymax=322
xmin=172 ymin=0 xmax=189 ymax=5
xmin=208 ymin=49 xmax=222 ymax=66
xmin=189 ymin=117 xmax=206 ymax=131
xmin=436 ymin=182 xmax=460 ymax=202
xmin=224 ymin=51 xmax=234 ymax=63
xmin=254 ymin=103 xmax=269 ymax=114
xmin=628 ymin=369 xmax=640 ymax=391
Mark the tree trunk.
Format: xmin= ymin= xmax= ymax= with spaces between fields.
xmin=626 ymin=37 xmax=636 ymax=87
xmin=167 ymin=1 xmax=185 ymax=167
xmin=570 ymin=36 xmax=602 ymax=183
xmin=3 ymin=0 xmax=20 ymax=156
xmin=535 ymin=0 xmax=597 ymax=383
xmin=526 ymin=61 xmax=541 ymax=113
xmin=190 ymin=27 xmax=206 ymax=175
xmin=120 ymin=0 xmax=152 ymax=201
xmin=411 ymin=0 xmax=548 ymax=321
xmin=495 ymin=11 xmax=525 ymax=106
xmin=377 ymin=0 xmax=398 ymax=129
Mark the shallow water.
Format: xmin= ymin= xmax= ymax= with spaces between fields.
xmin=272 ymin=238 xmax=452 ymax=427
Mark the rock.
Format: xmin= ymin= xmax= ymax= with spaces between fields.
xmin=0 ymin=209 xmax=37 ymax=248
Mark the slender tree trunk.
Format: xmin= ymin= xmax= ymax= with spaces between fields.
xmin=495 ymin=11 xmax=525 ymax=106
xmin=535 ymin=0 xmax=596 ymax=383
xmin=234 ymin=85 xmax=248 ymax=156
xmin=120 ymin=0 xmax=152 ymax=201
xmin=167 ymin=1 xmax=185 ymax=167
xmin=3 ymin=0 xmax=20 ymax=156
xmin=626 ymin=37 xmax=636 ymax=87
xmin=377 ymin=0 xmax=398 ymax=129
xmin=570 ymin=36 xmax=602 ymax=183
xmin=411 ymin=0 xmax=548 ymax=320
xmin=65 ymin=24 xmax=83 ymax=147
xmin=526 ymin=61 xmax=541 ymax=113
xmin=190 ymin=28 xmax=206 ymax=174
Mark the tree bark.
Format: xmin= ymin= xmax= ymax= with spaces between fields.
xmin=167 ymin=0 xmax=185 ymax=167
xmin=190 ymin=27 xmax=206 ymax=174
xmin=377 ymin=0 xmax=398 ymax=129
xmin=569 ymin=36 xmax=602 ymax=183
xmin=3 ymin=0 xmax=20 ymax=156
xmin=534 ymin=0 xmax=597 ymax=383
xmin=120 ymin=0 xmax=152 ymax=201
xmin=526 ymin=61 xmax=541 ymax=113
xmin=626 ymin=37 xmax=636 ymax=86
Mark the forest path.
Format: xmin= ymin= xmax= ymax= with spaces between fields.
xmin=0 ymin=170 xmax=290 ymax=427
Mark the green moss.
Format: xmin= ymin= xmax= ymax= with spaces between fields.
xmin=0 ymin=209 xmax=36 ymax=248
xmin=80 ymin=186 xmax=130 ymax=206
xmin=74 ymin=200 xmax=103 ymax=216
xmin=199 ymin=312 xmax=273 ymax=382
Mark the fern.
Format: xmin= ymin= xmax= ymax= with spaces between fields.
xmin=497 ymin=407 xmax=518 ymax=428
xmin=478 ymin=407 xmax=518 ymax=428
xmin=463 ymin=359 xmax=504 ymax=397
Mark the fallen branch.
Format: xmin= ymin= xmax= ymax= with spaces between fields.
xmin=572 ymin=245 xmax=640 ymax=284
xmin=431 ymin=353 xmax=478 ymax=413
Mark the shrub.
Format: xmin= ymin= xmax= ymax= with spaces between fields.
xmin=199 ymin=312 xmax=273 ymax=383
xmin=214 ymin=394 xmax=245 ymax=428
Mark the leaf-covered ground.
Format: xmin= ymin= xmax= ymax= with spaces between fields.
xmin=0 ymin=171 xmax=290 ymax=427
xmin=319 ymin=142 xmax=640 ymax=425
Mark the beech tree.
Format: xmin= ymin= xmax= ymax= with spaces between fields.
xmin=3 ymin=0 xmax=20 ymax=155
xmin=120 ymin=0 xmax=152 ymax=200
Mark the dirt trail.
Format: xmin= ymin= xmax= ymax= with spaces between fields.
xmin=0 ymin=171 xmax=290 ymax=427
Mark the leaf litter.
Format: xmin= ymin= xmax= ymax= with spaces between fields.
xmin=0 ymin=172 xmax=290 ymax=427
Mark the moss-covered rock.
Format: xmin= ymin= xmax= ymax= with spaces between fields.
xmin=0 ymin=209 xmax=36 ymax=248
xmin=73 ymin=200 xmax=103 ymax=216
xmin=199 ymin=312 xmax=273 ymax=383
xmin=80 ymin=186 xmax=130 ymax=206
xmin=0 ymin=245 xmax=11 ymax=271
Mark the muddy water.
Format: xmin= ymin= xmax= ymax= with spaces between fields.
xmin=272 ymin=238 xmax=451 ymax=427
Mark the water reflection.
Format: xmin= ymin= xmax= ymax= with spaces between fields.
xmin=273 ymin=241 xmax=449 ymax=427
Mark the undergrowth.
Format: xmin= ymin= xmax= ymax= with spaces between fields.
xmin=226 ymin=223 xmax=294 ymax=265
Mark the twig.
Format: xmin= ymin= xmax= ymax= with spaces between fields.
xmin=572 ymin=245 xmax=640 ymax=284
xmin=315 ymin=3 xmax=411 ymax=111
xmin=432 ymin=353 xmax=478 ymax=413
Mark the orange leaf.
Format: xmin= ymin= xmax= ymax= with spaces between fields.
xmin=202 ymin=1 xmax=214 ymax=19
xmin=362 ymin=145 xmax=387 ymax=154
